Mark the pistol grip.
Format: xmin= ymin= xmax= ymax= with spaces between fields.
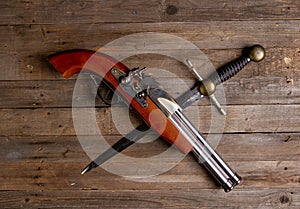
xmin=48 ymin=50 xmax=193 ymax=154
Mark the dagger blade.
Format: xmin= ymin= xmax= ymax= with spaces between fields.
xmin=81 ymin=123 xmax=151 ymax=174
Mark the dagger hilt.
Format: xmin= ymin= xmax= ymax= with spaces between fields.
xmin=187 ymin=45 xmax=265 ymax=115
xmin=208 ymin=44 xmax=265 ymax=87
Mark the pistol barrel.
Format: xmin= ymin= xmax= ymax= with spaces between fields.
xmin=156 ymin=97 xmax=241 ymax=192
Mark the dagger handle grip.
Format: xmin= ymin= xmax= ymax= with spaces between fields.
xmin=209 ymin=56 xmax=250 ymax=85
xmin=208 ymin=45 xmax=265 ymax=86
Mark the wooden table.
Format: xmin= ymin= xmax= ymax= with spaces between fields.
xmin=0 ymin=1 xmax=299 ymax=208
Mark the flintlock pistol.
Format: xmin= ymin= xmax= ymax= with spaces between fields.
xmin=49 ymin=45 xmax=265 ymax=192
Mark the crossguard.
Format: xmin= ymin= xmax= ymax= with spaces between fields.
xmin=187 ymin=45 xmax=265 ymax=115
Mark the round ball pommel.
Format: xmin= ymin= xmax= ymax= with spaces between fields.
xmin=248 ymin=45 xmax=265 ymax=62
xmin=199 ymin=79 xmax=216 ymax=96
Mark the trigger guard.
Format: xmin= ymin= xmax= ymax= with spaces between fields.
xmin=89 ymin=73 xmax=122 ymax=106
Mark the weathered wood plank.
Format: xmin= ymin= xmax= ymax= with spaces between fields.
xmin=217 ymin=133 xmax=300 ymax=162
xmin=1 ymin=188 xmax=300 ymax=208
xmin=0 ymin=159 xmax=299 ymax=190
xmin=1 ymin=21 xmax=299 ymax=54
xmin=0 ymin=188 xmax=299 ymax=208
xmin=1 ymin=0 xmax=299 ymax=24
xmin=0 ymin=0 xmax=163 ymax=24
xmin=0 ymin=21 xmax=299 ymax=80
xmin=0 ymin=105 xmax=299 ymax=136
xmin=1 ymin=133 xmax=299 ymax=163
xmin=162 ymin=0 xmax=300 ymax=22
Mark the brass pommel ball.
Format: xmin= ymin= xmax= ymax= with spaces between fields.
xmin=248 ymin=45 xmax=265 ymax=62
xmin=199 ymin=79 xmax=216 ymax=96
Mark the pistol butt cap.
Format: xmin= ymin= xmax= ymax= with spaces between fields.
xmin=249 ymin=45 xmax=265 ymax=62
xmin=199 ymin=79 xmax=216 ymax=96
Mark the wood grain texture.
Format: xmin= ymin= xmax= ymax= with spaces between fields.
xmin=0 ymin=0 xmax=300 ymax=208
xmin=1 ymin=133 xmax=299 ymax=164
xmin=1 ymin=21 xmax=299 ymax=53
xmin=0 ymin=104 xmax=299 ymax=136
xmin=1 ymin=0 xmax=299 ymax=24
xmin=0 ymin=23 xmax=299 ymax=80
xmin=0 ymin=74 xmax=299 ymax=108
xmin=0 ymin=134 xmax=299 ymax=192
xmin=0 ymin=188 xmax=298 ymax=208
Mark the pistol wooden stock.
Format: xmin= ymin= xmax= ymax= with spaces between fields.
xmin=49 ymin=50 xmax=193 ymax=153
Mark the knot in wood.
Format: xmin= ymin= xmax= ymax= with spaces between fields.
xmin=166 ymin=5 xmax=178 ymax=15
